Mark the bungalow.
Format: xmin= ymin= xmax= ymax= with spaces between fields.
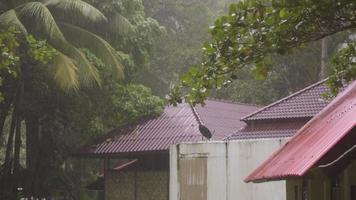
xmin=169 ymin=80 xmax=335 ymax=200
xmin=79 ymin=99 xmax=259 ymax=200
xmin=245 ymin=80 xmax=356 ymax=200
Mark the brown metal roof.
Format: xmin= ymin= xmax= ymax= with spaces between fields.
xmin=225 ymin=118 xmax=309 ymax=140
xmin=227 ymin=129 xmax=298 ymax=140
xmin=227 ymin=120 xmax=307 ymax=140
xmin=82 ymin=100 xmax=258 ymax=156
xmin=242 ymin=80 xmax=330 ymax=121
xmin=196 ymin=100 xmax=259 ymax=138
xmin=245 ymin=80 xmax=356 ymax=182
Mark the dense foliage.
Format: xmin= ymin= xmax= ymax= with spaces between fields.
xmin=168 ymin=0 xmax=356 ymax=105
xmin=328 ymin=41 xmax=356 ymax=95
xmin=0 ymin=0 xmax=164 ymax=199
xmin=0 ymin=0 xmax=126 ymax=89
xmin=0 ymin=28 xmax=19 ymax=102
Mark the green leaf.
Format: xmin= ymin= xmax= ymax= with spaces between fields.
xmin=43 ymin=0 xmax=107 ymax=24
xmin=279 ymin=8 xmax=288 ymax=19
xmin=109 ymin=13 xmax=134 ymax=36
xmin=52 ymin=52 xmax=79 ymax=90
xmin=58 ymin=22 xmax=124 ymax=79
xmin=15 ymin=2 xmax=67 ymax=42
xmin=0 ymin=9 xmax=28 ymax=34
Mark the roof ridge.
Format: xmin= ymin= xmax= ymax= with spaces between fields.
xmin=241 ymin=79 xmax=328 ymax=121
xmin=207 ymin=97 xmax=262 ymax=107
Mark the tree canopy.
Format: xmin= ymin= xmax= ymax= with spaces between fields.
xmin=0 ymin=0 xmax=126 ymax=89
xmin=0 ymin=0 xmax=164 ymax=199
xmin=167 ymin=0 xmax=356 ymax=105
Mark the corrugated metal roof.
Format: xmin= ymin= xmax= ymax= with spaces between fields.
xmin=227 ymin=120 xmax=307 ymax=140
xmin=242 ymin=80 xmax=330 ymax=121
xmin=245 ymin=80 xmax=356 ymax=183
xmin=196 ymin=100 xmax=259 ymax=138
xmin=83 ymin=100 xmax=258 ymax=156
xmin=227 ymin=129 xmax=298 ymax=140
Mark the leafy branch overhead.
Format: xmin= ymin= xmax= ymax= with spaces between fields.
xmin=168 ymin=0 xmax=356 ymax=105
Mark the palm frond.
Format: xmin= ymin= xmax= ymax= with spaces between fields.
xmin=59 ymin=43 xmax=101 ymax=86
xmin=109 ymin=13 xmax=135 ymax=36
xmin=15 ymin=2 xmax=100 ymax=87
xmin=15 ymin=2 xmax=66 ymax=42
xmin=0 ymin=9 xmax=28 ymax=34
xmin=52 ymin=52 xmax=79 ymax=90
xmin=58 ymin=22 xmax=124 ymax=79
xmin=43 ymin=0 xmax=107 ymax=24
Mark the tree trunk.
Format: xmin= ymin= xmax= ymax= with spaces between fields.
xmin=13 ymin=117 xmax=22 ymax=174
xmin=4 ymin=112 xmax=17 ymax=173
xmin=12 ymin=117 xmax=22 ymax=199
xmin=3 ymin=82 xmax=22 ymax=171
xmin=24 ymin=116 xmax=40 ymax=196
xmin=0 ymin=94 xmax=14 ymax=144
xmin=25 ymin=117 xmax=39 ymax=172
xmin=13 ymin=82 xmax=23 ymax=176
xmin=1 ymin=111 xmax=17 ymax=200
xmin=320 ymin=37 xmax=328 ymax=79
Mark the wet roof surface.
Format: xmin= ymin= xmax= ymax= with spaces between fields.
xmin=227 ymin=120 xmax=308 ymax=140
xmin=245 ymin=81 xmax=356 ymax=182
xmin=83 ymin=100 xmax=258 ymax=156
xmin=242 ymin=80 xmax=330 ymax=121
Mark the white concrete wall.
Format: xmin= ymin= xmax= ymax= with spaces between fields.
xmin=170 ymin=138 xmax=288 ymax=200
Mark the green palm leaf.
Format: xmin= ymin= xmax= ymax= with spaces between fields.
xmin=15 ymin=2 xmax=100 ymax=88
xmin=109 ymin=13 xmax=135 ymax=36
xmin=70 ymin=47 xmax=100 ymax=86
xmin=56 ymin=42 xmax=100 ymax=86
xmin=0 ymin=9 xmax=28 ymax=34
xmin=58 ymin=22 xmax=124 ymax=79
xmin=52 ymin=52 xmax=79 ymax=90
xmin=43 ymin=0 xmax=107 ymax=24
xmin=15 ymin=2 xmax=66 ymax=43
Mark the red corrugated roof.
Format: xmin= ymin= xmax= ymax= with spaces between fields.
xmin=82 ymin=100 xmax=258 ymax=156
xmin=242 ymin=80 xmax=330 ymax=121
xmin=245 ymin=81 xmax=356 ymax=182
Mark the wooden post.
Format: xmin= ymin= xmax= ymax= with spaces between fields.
xmin=103 ymin=157 xmax=109 ymax=200
xmin=134 ymin=169 xmax=137 ymax=200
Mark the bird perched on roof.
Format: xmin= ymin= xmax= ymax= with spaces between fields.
xmin=190 ymin=104 xmax=214 ymax=140
xmin=198 ymin=124 xmax=212 ymax=140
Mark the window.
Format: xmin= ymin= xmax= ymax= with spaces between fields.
xmin=179 ymin=157 xmax=207 ymax=200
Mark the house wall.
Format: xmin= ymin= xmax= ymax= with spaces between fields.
xmin=105 ymin=170 xmax=169 ymax=200
xmin=170 ymin=138 xmax=288 ymax=200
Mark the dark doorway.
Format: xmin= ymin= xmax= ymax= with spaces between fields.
xmin=351 ymin=185 xmax=356 ymax=200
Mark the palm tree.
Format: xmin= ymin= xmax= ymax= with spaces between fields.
xmin=0 ymin=0 xmax=124 ymax=90
xmin=0 ymin=1 xmax=124 ymax=198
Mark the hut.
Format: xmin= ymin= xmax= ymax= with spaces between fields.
xmin=80 ymin=100 xmax=259 ymax=200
